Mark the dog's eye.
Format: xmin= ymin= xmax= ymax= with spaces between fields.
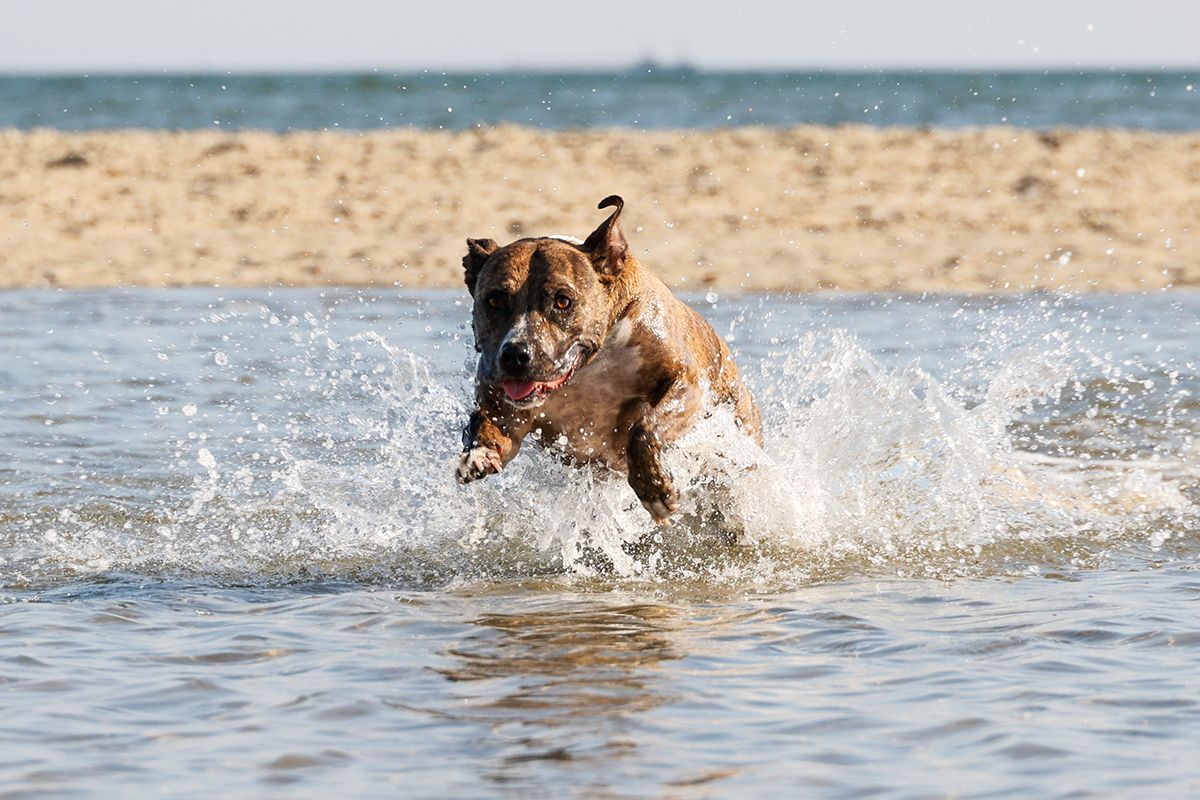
xmin=554 ymin=294 xmax=572 ymax=311
xmin=486 ymin=293 xmax=506 ymax=310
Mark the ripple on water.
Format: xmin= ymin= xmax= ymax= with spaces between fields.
xmin=1 ymin=290 xmax=1199 ymax=795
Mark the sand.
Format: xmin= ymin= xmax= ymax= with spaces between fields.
xmin=1 ymin=126 xmax=1198 ymax=292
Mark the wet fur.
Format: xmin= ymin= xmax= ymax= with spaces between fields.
xmin=457 ymin=196 xmax=762 ymax=522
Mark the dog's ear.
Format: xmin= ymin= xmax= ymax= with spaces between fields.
xmin=463 ymin=238 xmax=499 ymax=295
xmin=582 ymin=195 xmax=627 ymax=278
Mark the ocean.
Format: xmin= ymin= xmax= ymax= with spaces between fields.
xmin=0 ymin=69 xmax=1197 ymax=131
xmin=2 ymin=289 xmax=1199 ymax=795
xmin=4 ymin=68 xmax=1200 ymax=796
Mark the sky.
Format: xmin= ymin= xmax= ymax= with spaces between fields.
xmin=2 ymin=0 xmax=1197 ymax=73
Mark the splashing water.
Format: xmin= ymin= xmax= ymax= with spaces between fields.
xmin=2 ymin=290 xmax=1197 ymax=591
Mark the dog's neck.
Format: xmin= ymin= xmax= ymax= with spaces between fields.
xmin=604 ymin=255 xmax=646 ymax=331
xmin=543 ymin=234 xmax=584 ymax=246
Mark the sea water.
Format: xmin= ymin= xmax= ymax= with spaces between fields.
xmin=2 ymin=288 xmax=1198 ymax=796
xmin=1 ymin=69 xmax=1197 ymax=132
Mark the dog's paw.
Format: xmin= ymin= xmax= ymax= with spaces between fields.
xmin=456 ymin=447 xmax=502 ymax=484
xmin=641 ymin=492 xmax=680 ymax=524
xmin=631 ymin=476 xmax=680 ymax=524
xmin=627 ymin=426 xmax=680 ymax=523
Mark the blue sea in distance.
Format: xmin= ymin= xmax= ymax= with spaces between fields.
xmin=0 ymin=69 xmax=1196 ymax=131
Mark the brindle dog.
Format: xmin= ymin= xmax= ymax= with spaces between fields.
xmin=456 ymin=195 xmax=762 ymax=522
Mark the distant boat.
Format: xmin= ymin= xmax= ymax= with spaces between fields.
xmin=630 ymin=58 xmax=699 ymax=76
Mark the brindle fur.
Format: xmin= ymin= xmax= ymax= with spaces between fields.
xmin=457 ymin=196 xmax=762 ymax=522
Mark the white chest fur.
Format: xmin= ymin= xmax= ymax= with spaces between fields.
xmin=536 ymin=321 xmax=644 ymax=468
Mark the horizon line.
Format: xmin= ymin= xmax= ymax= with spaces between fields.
xmin=0 ymin=62 xmax=1197 ymax=77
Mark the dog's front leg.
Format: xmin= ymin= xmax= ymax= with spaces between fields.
xmin=456 ymin=403 xmax=528 ymax=484
xmin=625 ymin=380 xmax=700 ymax=523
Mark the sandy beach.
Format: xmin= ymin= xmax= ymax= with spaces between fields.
xmin=1 ymin=125 xmax=1198 ymax=292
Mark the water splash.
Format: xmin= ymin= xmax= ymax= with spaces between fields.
xmin=4 ymin=293 xmax=1197 ymax=590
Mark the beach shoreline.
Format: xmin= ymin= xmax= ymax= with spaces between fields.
xmin=1 ymin=125 xmax=1198 ymax=292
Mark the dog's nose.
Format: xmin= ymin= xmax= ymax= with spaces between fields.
xmin=499 ymin=342 xmax=532 ymax=373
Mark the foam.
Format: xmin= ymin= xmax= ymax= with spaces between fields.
xmin=9 ymin=306 xmax=1197 ymax=589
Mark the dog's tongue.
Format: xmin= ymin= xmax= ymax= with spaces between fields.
xmin=502 ymin=380 xmax=538 ymax=401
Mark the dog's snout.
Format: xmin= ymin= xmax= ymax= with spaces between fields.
xmin=499 ymin=342 xmax=532 ymax=374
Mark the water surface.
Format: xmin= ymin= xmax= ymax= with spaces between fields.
xmin=2 ymin=70 xmax=1197 ymax=131
xmin=2 ymin=289 xmax=1199 ymax=796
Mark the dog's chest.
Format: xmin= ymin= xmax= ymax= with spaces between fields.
xmin=535 ymin=336 xmax=645 ymax=469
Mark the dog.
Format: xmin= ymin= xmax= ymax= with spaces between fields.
xmin=455 ymin=195 xmax=762 ymax=523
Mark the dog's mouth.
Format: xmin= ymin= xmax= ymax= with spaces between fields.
xmin=501 ymin=347 xmax=585 ymax=405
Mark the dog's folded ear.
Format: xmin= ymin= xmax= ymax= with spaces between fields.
xmin=582 ymin=195 xmax=628 ymax=279
xmin=463 ymin=238 xmax=499 ymax=295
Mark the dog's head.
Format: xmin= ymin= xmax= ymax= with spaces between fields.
xmin=463 ymin=195 xmax=630 ymax=408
